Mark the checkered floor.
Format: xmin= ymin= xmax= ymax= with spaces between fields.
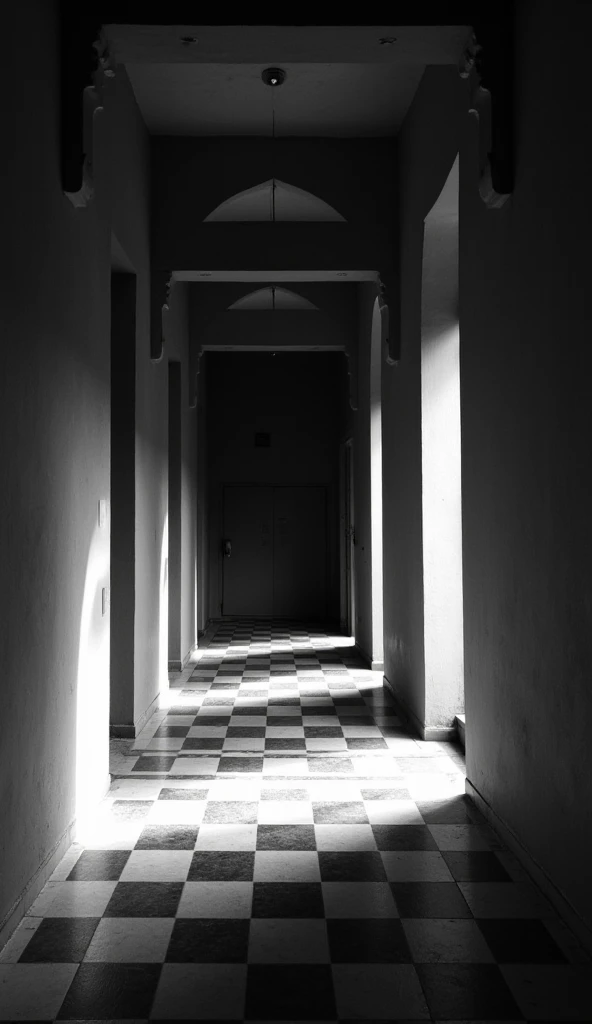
xmin=1 ymin=621 xmax=590 ymax=1020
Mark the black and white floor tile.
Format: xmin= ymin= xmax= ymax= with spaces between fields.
xmin=1 ymin=621 xmax=590 ymax=1020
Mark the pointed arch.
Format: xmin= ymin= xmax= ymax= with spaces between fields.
xmin=204 ymin=179 xmax=346 ymax=223
xmin=228 ymin=287 xmax=319 ymax=311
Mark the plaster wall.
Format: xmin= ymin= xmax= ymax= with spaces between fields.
xmin=206 ymin=352 xmax=342 ymax=621
xmin=352 ymin=285 xmax=376 ymax=664
xmin=164 ymin=283 xmax=198 ymax=665
xmin=421 ymin=157 xmax=464 ymax=730
xmin=0 ymin=1 xmax=153 ymax=934
xmin=460 ymin=2 xmax=592 ymax=937
xmin=104 ymin=66 xmax=169 ymax=730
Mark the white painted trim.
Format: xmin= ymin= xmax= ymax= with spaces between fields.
xmin=466 ymin=777 xmax=592 ymax=957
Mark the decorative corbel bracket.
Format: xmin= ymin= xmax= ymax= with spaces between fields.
xmin=377 ymin=279 xmax=398 ymax=366
xmin=460 ymin=20 xmax=513 ymax=209
xmin=61 ymin=11 xmax=115 ymax=208
xmin=151 ymin=270 xmax=173 ymax=361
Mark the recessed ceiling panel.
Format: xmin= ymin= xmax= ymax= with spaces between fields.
xmin=125 ymin=62 xmax=425 ymax=137
xmin=205 ymin=180 xmax=345 ymax=222
xmin=228 ymin=287 xmax=319 ymax=310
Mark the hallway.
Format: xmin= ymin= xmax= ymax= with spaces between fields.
xmin=1 ymin=622 xmax=588 ymax=1020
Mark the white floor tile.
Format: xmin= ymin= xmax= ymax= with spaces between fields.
xmin=0 ymin=963 xmax=78 ymax=1019
xmin=84 ymin=916 xmax=174 ymax=961
xmin=120 ymin=851 xmax=193 ymax=882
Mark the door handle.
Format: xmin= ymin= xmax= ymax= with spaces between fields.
xmin=222 ymin=538 xmax=232 ymax=558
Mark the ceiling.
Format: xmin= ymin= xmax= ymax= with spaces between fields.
xmin=108 ymin=24 xmax=471 ymax=139
xmin=125 ymin=62 xmax=425 ymax=137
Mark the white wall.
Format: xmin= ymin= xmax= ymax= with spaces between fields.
xmin=421 ymin=156 xmax=464 ymax=732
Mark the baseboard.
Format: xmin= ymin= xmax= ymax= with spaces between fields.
xmin=382 ymin=674 xmax=457 ymax=741
xmin=466 ymin=777 xmax=592 ymax=957
xmin=0 ymin=765 xmax=112 ymax=950
xmin=455 ymin=714 xmax=466 ymax=750
xmin=0 ymin=818 xmax=76 ymax=949
xmin=354 ymin=643 xmax=371 ymax=669
xmin=110 ymin=691 xmax=160 ymax=740
xmin=168 ymin=644 xmax=197 ymax=673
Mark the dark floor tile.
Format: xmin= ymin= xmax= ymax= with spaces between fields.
xmin=309 ymin=758 xmax=354 ymax=773
xmin=252 ymin=882 xmax=325 ymax=918
xmin=194 ymin=715 xmax=233 ymax=726
xmin=246 ymin=964 xmax=336 ymax=1020
xmin=337 ymin=716 xmax=376 ymax=726
xmin=441 ymin=851 xmax=512 ymax=881
xmin=104 ymin=881 xmax=184 ymax=917
xmin=132 ymin=756 xmax=176 ymax=773
xmin=203 ymin=801 xmax=259 ymax=824
xmin=416 ymin=963 xmax=522 ymax=1019
xmin=166 ymin=919 xmax=250 ymax=962
xmin=332 ymin=698 xmax=366 ymax=706
xmin=135 ymin=825 xmax=199 ymax=850
xmin=304 ymin=727 xmax=344 ymax=738
xmin=416 ymin=796 xmax=473 ymax=824
xmin=346 ymin=738 xmax=388 ymax=750
xmin=380 ymin=726 xmax=408 ymax=737
xmin=19 ymin=918 xmax=99 ymax=962
xmin=257 ymin=825 xmax=317 ymax=850
xmin=265 ymin=738 xmax=307 ymax=751
xmin=188 ymin=851 xmax=255 ymax=881
xmin=158 ymin=788 xmax=209 ymax=800
xmin=361 ymin=788 xmax=411 ymax=800
xmin=327 ymin=918 xmax=412 ymax=963
xmin=302 ymin=706 xmax=337 ymax=717
xmin=265 ymin=716 xmax=304 ymax=728
xmin=477 ymin=918 xmax=568 ymax=963
xmin=268 ymin=697 xmax=300 ymax=706
xmin=218 ymin=756 xmax=264 ymax=773
xmin=313 ymin=802 xmax=369 ymax=824
xmin=318 ymin=852 xmax=387 ymax=882
xmin=181 ymin=737 xmax=223 ymax=750
xmin=67 ymin=850 xmax=131 ymax=881
xmin=390 ymin=882 xmax=472 ymax=918
xmin=372 ymin=826 xmax=439 ymax=851
xmin=154 ymin=725 xmax=191 ymax=738
xmin=227 ymin=727 xmax=266 ymax=738
xmin=168 ymin=707 xmax=202 ymax=716
xmin=56 ymin=963 xmax=161 ymax=1019
xmin=232 ymin=707 xmax=268 ymax=717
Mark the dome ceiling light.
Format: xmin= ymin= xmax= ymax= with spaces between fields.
xmin=261 ymin=67 xmax=286 ymax=87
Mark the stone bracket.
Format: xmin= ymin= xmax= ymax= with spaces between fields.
xmin=461 ymin=19 xmax=514 ymax=208
xmin=151 ymin=270 xmax=173 ymax=361
xmin=60 ymin=9 xmax=115 ymax=207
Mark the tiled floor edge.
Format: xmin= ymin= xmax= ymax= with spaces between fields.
xmin=466 ymin=776 xmax=592 ymax=960
xmin=0 ymin=815 xmax=76 ymax=950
